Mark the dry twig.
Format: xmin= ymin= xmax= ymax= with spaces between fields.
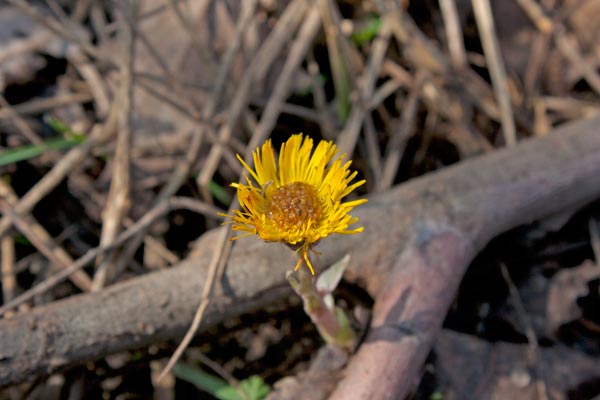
xmin=0 ymin=92 xmax=94 ymax=121
xmin=0 ymin=236 xmax=16 ymax=303
xmin=0 ymin=195 xmax=222 ymax=317
xmin=500 ymin=263 xmax=549 ymax=400
xmin=337 ymin=15 xmax=392 ymax=155
xmin=6 ymin=0 xmax=111 ymax=64
xmin=377 ymin=70 xmax=426 ymax=192
xmin=0 ymin=98 xmax=118 ymax=243
xmin=471 ymin=0 xmax=517 ymax=146
xmin=438 ymin=0 xmax=468 ymax=69
xmin=0 ymin=177 xmax=92 ymax=292
xmin=92 ymin=1 xmax=137 ymax=290
xmin=156 ymin=0 xmax=260 ymax=382
xmin=197 ymin=0 xmax=309 ymax=197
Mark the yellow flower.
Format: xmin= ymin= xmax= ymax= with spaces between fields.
xmin=223 ymin=134 xmax=367 ymax=274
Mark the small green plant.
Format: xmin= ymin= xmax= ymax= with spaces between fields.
xmin=351 ymin=16 xmax=382 ymax=46
xmin=173 ymin=362 xmax=271 ymax=400
xmin=430 ymin=391 xmax=444 ymax=400
xmin=216 ymin=376 xmax=271 ymax=400
xmin=13 ymin=234 xmax=31 ymax=246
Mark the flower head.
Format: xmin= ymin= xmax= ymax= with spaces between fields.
xmin=223 ymin=134 xmax=367 ymax=274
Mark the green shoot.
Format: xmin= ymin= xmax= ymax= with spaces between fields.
xmin=173 ymin=362 xmax=271 ymax=400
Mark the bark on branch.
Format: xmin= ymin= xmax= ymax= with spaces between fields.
xmin=1 ymin=117 xmax=600 ymax=399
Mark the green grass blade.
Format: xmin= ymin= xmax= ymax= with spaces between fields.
xmin=209 ymin=180 xmax=233 ymax=205
xmin=0 ymin=136 xmax=85 ymax=167
xmin=173 ymin=363 xmax=230 ymax=397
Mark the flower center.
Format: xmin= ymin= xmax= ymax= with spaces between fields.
xmin=266 ymin=182 xmax=322 ymax=230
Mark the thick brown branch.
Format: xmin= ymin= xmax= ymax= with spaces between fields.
xmin=0 ymin=117 xmax=599 ymax=395
xmin=329 ymin=115 xmax=600 ymax=399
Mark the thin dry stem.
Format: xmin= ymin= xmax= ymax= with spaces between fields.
xmin=554 ymin=27 xmax=600 ymax=95
xmin=514 ymin=0 xmax=554 ymax=33
xmin=6 ymin=0 xmax=111 ymax=64
xmin=0 ymin=195 xmax=220 ymax=316
xmin=500 ymin=264 xmax=549 ymax=400
xmin=0 ymin=180 xmax=92 ymax=291
xmin=156 ymin=0 xmax=261 ymax=382
xmin=0 ymin=92 xmax=94 ymax=120
xmin=438 ymin=0 xmax=468 ymax=68
xmin=0 ymin=202 xmax=92 ymax=292
xmin=337 ymin=16 xmax=392 ymax=155
xmin=0 ymin=236 xmax=16 ymax=302
xmin=107 ymin=127 xmax=205 ymax=293
xmin=155 ymin=226 xmax=232 ymax=383
xmin=93 ymin=1 xmax=137 ymax=290
xmin=377 ymin=70 xmax=426 ymax=192
xmin=166 ymin=0 xmax=215 ymax=76
xmin=471 ymin=0 xmax=517 ymax=146
xmin=0 ymin=30 xmax=51 ymax=65
xmin=67 ymin=49 xmax=111 ymax=118
xmin=246 ymin=5 xmax=322 ymax=153
xmin=0 ymin=94 xmax=45 ymax=146
xmin=515 ymin=0 xmax=600 ymax=96
xmin=197 ymin=0 xmax=309 ymax=194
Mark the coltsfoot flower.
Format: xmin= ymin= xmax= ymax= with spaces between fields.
xmin=223 ymin=134 xmax=367 ymax=274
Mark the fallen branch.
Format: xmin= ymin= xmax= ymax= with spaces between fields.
xmin=0 ymin=116 xmax=599 ymax=399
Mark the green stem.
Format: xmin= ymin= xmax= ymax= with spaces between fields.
xmin=287 ymin=267 xmax=355 ymax=350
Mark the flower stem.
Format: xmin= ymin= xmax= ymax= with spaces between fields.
xmin=287 ymin=267 xmax=355 ymax=351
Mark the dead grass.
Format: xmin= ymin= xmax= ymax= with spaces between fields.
xmin=1 ymin=0 xmax=600 ymax=398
